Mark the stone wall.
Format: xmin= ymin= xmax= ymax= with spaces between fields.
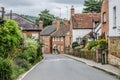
xmin=108 ymin=54 xmax=120 ymax=68
xmin=108 ymin=37 xmax=120 ymax=68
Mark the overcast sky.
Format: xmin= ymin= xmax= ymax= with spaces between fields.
xmin=0 ymin=0 xmax=84 ymax=19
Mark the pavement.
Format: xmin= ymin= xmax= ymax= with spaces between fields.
xmin=63 ymin=54 xmax=120 ymax=76
xmin=21 ymin=54 xmax=119 ymax=80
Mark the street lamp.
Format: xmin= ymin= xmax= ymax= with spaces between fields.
xmin=0 ymin=7 xmax=5 ymax=24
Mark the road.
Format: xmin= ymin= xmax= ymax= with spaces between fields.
xmin=22 ymin=54 xmax=118 ymax=80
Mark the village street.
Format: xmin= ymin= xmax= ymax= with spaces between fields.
xmin=22 ymin=54 xmax=118 ymax=80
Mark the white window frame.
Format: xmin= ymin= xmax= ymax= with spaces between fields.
xmin=103 ymin=12 xmax=106 ymax=23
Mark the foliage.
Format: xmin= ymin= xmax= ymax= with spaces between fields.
xmin=14 ymin=58 xmax=31 ymax=70
xmin=0 ymin=20 xmax=22 ymax=58
xmin=83 ymin=0 xmax=102 ymax=13
xmin=21 ymin=14 xmax=39 ymax=23
xmin=0 ymin=57 xmax=13 ymax=80
xmin=84 ymin=39 xmax=108 ymax=50
xmin=72 ymin=42 xmax=79 ymax=49
xmin=98 ymin=39 xmax=108 ymax=49
xmin=36 ymin=9 xmax=55 ymax=27
xmin=84 ymin=41 xmax=98 ymax=50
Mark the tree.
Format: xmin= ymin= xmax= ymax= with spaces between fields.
xmin=82 ymin=0 xmax=102 ymax=13
xmin=0 ymin=20 xmax=22 ymax=58
xmin=36 ymin=9 xmax=55 ymax=27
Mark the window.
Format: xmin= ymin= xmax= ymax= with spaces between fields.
xmin=52 ymin=37 xmax=54 ymax=41
xmin=61 ymin=46 xmax=63 ymax=51
xmin=58 ymin=45 xmax=60 ymax=51
xmin=61 ymin=37 xmax=63 ymax=41
xmin=103 ymin=12 xmax=106 ymax=23
xmin=113 ymin=6 xmax=116 ymax=28
xmin=55 ymin=37 xmax=57 ymax=41
xmin=32 ymin=34 xmax=38 ymax=39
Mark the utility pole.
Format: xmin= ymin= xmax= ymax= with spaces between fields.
xmin=56 ymin=7 xmax=61 ymax=18
xmin=65 ymin=6 xmax=68 ymax=20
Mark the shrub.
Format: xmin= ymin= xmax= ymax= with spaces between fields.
xmin=97 ymin=39 xmax=108 ymax=49
xmin=18 ymin=45 xmax=37 ymax=64
xmin=14 ymin=58 xmax=31 ymax=70
xmin=0 ymin=57 xmax=13 ymax=80
xmin=72 ymin=42 xmax=79 ymax=49
xmin=84 ymin=41 xmax=98 ymax=50
xmin=0 ymin=20 xmax=22 ymax=58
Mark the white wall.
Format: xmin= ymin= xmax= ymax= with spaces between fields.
xmin=72 ymin=29 xmax=92 ymax=42
xmin=109 ymin=0 xmax=120 ymax=36
xmin=95 ymin=24 xmax=102 ymax=40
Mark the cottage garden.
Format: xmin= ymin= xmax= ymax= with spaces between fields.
xmin=0 ymin=19 xmax=43 ymax=80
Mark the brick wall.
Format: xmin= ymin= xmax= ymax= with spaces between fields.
xmin=108 ymin=37 xmax=120 ymax=68
xmin=101 ymin=0 xmax=109 ymax=37
xmin=41 ymin=36 xmax=51 ymax=53
xmin=52 ymin=37 xmax=65 ymax=54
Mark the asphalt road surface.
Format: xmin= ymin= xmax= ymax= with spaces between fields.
xmin=22 ymin=54 xmax=118 ymax=80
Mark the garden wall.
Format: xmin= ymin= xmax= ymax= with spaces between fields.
xmin=108 ymin=37 xmax=120 ymax=68
xmin=65 ymin=48 xmax=96 ymax=61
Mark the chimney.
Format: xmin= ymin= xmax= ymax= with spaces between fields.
xmin=71 ymin=5 xmax=75 ymax=16
xmin=64 ymin=18 xmax=68 ymax=26
xmin=39 ymin=21 xmax=43 ymax=30
xmin=56 ymin=17 xmax=60 ymax=30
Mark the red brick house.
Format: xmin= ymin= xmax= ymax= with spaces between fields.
xmin=101 ymin=0 xmax=109 ymax=39
xmin=6 ymin=13 xmax=42 ymax=39
xmin=52 ymin=18 xmax=71 ymax=54
xmin=40 ymin=24 xmax=56 ymax=53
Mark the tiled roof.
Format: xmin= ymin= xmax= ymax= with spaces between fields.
xmin=52 ymin=25 xmax=70 ymax=37
xmin=40 ymin=25 xmax=56 ymax=36
xmin=6 ymin=13 xmax=41 ymax=31
xmin=72 ymin=13 xmax=100 ymax=29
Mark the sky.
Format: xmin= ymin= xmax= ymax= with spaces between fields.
xmin=0 ymin=0 xmax=84 ymax=19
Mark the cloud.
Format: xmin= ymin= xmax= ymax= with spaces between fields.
xmin=50 ymin=0 xmax=84 ymax=5
xmin=0 ymin=0 xmax=84 ymax=19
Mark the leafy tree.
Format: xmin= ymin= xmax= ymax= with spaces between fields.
xmin=36 ymin=9 xmax=55 ymax=27
xmin=0 ymin=20 xmax=22 ymax=58
xmin=83 ymin=0 xmax=102 ymax=13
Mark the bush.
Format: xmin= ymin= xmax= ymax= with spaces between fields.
xmin=18 ymin=45 xmax=37 ymax=64
xmin=14 ymin=58 xmax=31 ymax=70
xmin=72 ymin=42 xmax=79 ymax=49
xmin=97 ymin=39 xmax=108 ymax=49
xmin=84 ymin=41 xmax=98 ymax=50
xmin=0 ymin=57 xmax=13 ymax=80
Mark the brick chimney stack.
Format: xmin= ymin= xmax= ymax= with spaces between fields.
xmin=64 ymin=18 xmax=68 ymax=26
xmin=56 ymin=17 xmax=60 ymax=30
xmin=39 ymin=21 xmax=43 ymax=30
xmin=71 ymin=5 xmax=75 ymax=16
